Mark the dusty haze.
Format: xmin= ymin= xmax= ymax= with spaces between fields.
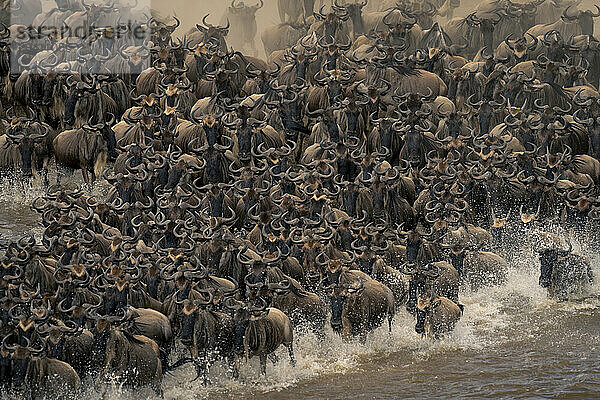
xmin=151 ymin=0 xmax=598 ymax=59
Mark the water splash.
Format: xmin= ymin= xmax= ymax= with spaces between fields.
xmin=1 ymin=180 xmax=598 ymax=398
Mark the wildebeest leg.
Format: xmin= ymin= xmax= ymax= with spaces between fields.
xmin=388 ymin=315 xmax=393 ymax=333
xmin=36 ymin=158 xmax=49 ymax=187
xmin=160 ymin=344 xmax=172 ymax=376
xmin=287 ymin=343 xmax=296 ymax=367
xmin=80 ymin=167 xmax=90 ymax=187
xmin=201 ymin=359 xmax=210 ymax=386
xmin=229 ymin=355 xmax=239 ymax=379
xmin=259 ymin=354 xmax=267 ymax=375
xmin=151 ymin=371 xmax=164 ymax=398
xmin=41 ymin=167 xmax=49 ymax=187
xmin=55 ymin=164 xmax=71 ymax=185
xmin=359 ymin=332 xmax=367 ymax=345
xmin=200 ymin=350 xmax=212 ymax=386
xmin=268 ymin=352 xmax=279 ymax=365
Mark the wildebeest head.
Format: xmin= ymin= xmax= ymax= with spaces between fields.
xmin=83 ymin=113 xmax=117 ymax=161
xmin=504 ymin=33 xmax=538 ymax=63
xmin=243 ymin=266 xmax=268 ymax=300
xmin=236 ymin=118 xmax=265 ymax=164
xmin=28 ymin=72 xmax=46 ymax=106
xmin=159 ymin=106 xmax=179 ymax=141
xmin=64 ymin=76 xmax=98 ymax=126
xmin=90 ymin=319 xmax=112 ymax=367
xmin=41 ymin=72 xmax=60 ymax=107
xmin=538 ymin=242 xmax=572 ymax=288
xmin=149 ymin=16 xmax=181 ymax=48
xmin=314 ymin=68 xmax=353 ymax=106
xmin=414 ymin=292 xmax=438 ymax=334
xmin=540 ymin=30 xmax=569 ymax=62
xmin=382 ymin=9 xmax=417 ymax=39
xmin=88 ymin=307 xmax=135 ymax=367
xmin=467 ymin=94 xmax=505 ymax=136
xmin=296 ymin=234 xmax=330 ymax=287
xmin=228 ymin=0 xmax=264 ymax=24
xmin=465 ymin=11 xmax=501 ymax=51
xmin=16 ymin=49 xmax=60 ymax=101
xmin=342 ymin=0 xmax=368 ymax=35
xmin=506 ymin=0 xmax=543 ymax=32
xmin=82 ymin=2 xmax=118 ymax=27
xmin=561 ymin=4 xmax=600 ymax=36
xmin=195 ymin=14 xmax=230 ymax=52
xmin=2 ymin=335 xmax=43 ymax=388
xmin=314 ymin=1 xmax=349 ymax=39
xmin=328 ymin=280 xmax=362 ymax=333
xmin=446 ymin=112 xmax=466 ymax=139
xmin=225 ymin=297 xmax=267 ymax=356
xmin=178 ymin=291 xmax=213 ymax=346
xmin=404 ymin=262 xmax=439 ymax=314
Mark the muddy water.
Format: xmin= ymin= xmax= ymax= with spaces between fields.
xmin=1 ymin=177 xmax=599 ymax=399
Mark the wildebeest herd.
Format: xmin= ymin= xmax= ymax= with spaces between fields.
xmin=0 ymin=0 xmax=598 ymax=397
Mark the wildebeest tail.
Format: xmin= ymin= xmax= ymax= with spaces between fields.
xmin=457 ymin=303 xmax=464 ymax=314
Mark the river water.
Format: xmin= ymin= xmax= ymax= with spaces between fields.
xmin=1 ymin=175 xmax=598 ymax=400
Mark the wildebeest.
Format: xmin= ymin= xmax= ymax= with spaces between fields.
xmin=225 ymin=298 xmax=295 ymax=375
xmin=53 ymin=116 xmax=117 ymax=185
xmin=177 ymin=291 xmax=235 ymax=385
xmin=63 ymin=75 xmax=120 ymax=128
xmin=0 ymin=113 xmax=52 ymax=180
xmin=225 ymin=0 xmax=264 ymax=55
xmin=130 ymin=307 xmax=174 ymax=371
xmin=526 ymin=4 xmax=600 ymax=38
xmin=2 ymin=335 xmax=81 ymax=399
xmin=538 ymin=242 xmax=594 ymax=299
xmin=328 ymin=278 xmax=395 ymax=342
xmin=264 ymin=278 xmax=328 ymax=333
xmin=89 ymin=310 xmax=163 ymax=395
xmin=370 ymin=257 xmax=410 ymax=307
xmin=415 ymin=292 xmax=463 ymax=338
xmin=149 ymin=15 xmax=181 ymax=48
xmin=186 ymin=14 xmax=230 ymax=51
xmin=405 ymin=261 xmax=460 ymax=315
xmin=261 ymin=22 xmax=307 ymax=56
xmin=451 ymin=249 xmax=509 ymax=290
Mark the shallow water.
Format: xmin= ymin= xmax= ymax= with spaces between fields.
xmin=1 ymin=177 xmax=599 ymax=400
